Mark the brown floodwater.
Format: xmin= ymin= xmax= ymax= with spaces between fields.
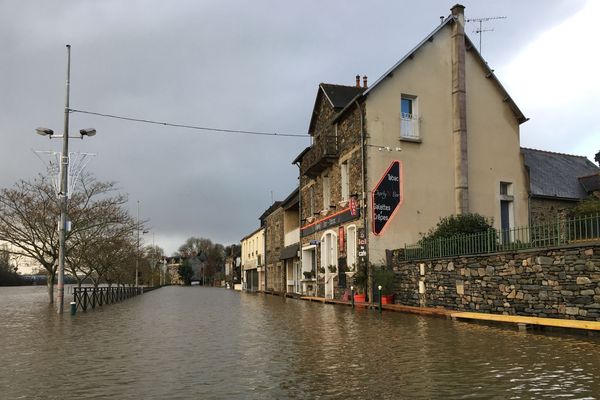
xmin=1 ymin=285 xmax=599 ymax=399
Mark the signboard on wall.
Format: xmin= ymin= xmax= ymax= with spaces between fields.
xmin=301 ymin=206 xmax=360 ymax=237
xmin=372 ymin=160 xmax=402 ymax=235
xmin=357 ymin=227 xmax=367 ymax=267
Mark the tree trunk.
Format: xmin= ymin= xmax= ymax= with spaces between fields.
xmin=47 ymin=274 xmax=55 ymax=304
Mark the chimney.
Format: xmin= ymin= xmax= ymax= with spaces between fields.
xmin=451 ymin=4 xmax=465 ymax=26
xmin=451 ymin=3 xmax=468 ymax=214
xmin=362 ymin=76 xmax=368 ymax=89
xmin=355 ymin=75 xmax=360 ymax=87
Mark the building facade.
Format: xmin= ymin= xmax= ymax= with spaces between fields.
xmin=294 ymin=4 xmax=531 ymax=299
xmin=240 ymin=227 xmax=265 ymax=291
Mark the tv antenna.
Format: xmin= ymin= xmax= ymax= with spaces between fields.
xmin=466 ymin=16 xmax=506 ymax=55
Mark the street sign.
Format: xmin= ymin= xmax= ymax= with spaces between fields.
xmin=372 ymin=160 xmax=402 ymax=235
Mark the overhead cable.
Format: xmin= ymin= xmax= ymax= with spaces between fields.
xmin=69 ymin=108 xmax=309 ymax=138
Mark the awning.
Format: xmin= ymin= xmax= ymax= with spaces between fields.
xmin=279 ymin=244 xmax=299 ymax=260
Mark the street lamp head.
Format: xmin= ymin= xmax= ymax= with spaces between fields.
xmin=79 ymin=128 xmax=96 ymax=137
xmin=35 ymin=127 xmax=54 ymax=136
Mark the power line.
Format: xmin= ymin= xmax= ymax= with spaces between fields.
xmin=69 ymin=108 xmax=309 ymax=138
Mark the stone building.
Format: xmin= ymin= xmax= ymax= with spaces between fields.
xmin=261 ymin=201 xmax=284 ymax=293
xmin=293 ymin=4 xmax=531 ymax=299
xmin=522 ymin=147 xmax=600 ymax=224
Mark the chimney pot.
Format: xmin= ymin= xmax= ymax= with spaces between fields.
xmin=362 ymin=76 xmax=368 ymax=89
xmin=451 ymin=4 xmax=465 ymax=25
xmin=355 ymin=75 xmax=360 ymax=87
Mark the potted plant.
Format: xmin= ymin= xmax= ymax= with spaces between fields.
xmin=374 ymin=267 xmax=395 ymax=304
xmin=302 ymin=270 xmax=314 ymax=280
xmin=327 ymin=265 xmax=337 ymax=273
xmin=352 ymin=266 xmax=368 ymax=303
xmin=318 ymin=266 xmax=325 ymax=275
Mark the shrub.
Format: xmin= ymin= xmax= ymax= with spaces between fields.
xmin=373 ymin=267 xmax=395 ymax=295
xmin=570 ymin=196 xmax=600 ymax=217
xmin=420 ymin=213 xmax=494 ymax=243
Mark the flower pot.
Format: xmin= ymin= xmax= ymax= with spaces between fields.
xmin=354 ymin=293 xmax=366 ymax=303
xmin=381 ymin=294 xmax=394 ymax=304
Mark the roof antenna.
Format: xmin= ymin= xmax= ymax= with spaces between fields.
xmin=465 ymin=16 xmax=507 ymax=55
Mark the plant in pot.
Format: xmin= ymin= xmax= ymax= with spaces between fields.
xmin=327 ymin=265 xmax=337 ymax=273
xmin=302 ymin=270 xmax=314 ymax=280
xmin=352 ymin=266 xmax=368 ymax=303
xmin=318 ymin=266 xmax=325 ymax=275
xmin=374 ymin=267 xmax=395 ymax=304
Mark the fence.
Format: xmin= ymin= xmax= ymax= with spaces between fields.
xmin=72 ymin=286 xmax=143 ymax=312
xmin=403 ymin=213 xmax=600 ymax=261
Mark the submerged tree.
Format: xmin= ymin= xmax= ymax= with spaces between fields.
xmin=0 ymin=174 xmax=136 ymax=302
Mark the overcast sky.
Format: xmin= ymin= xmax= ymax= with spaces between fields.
xmin=1 ymin=0 xmax=597 ymax=255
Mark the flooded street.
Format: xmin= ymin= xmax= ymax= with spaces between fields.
xmin=1 ymin=285 xmax=599 ymax=399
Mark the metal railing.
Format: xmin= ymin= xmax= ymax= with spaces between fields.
xmin=72 ymin=286 xmax=146 ymax=312
xmin=403 ymin=213 xmax=600 ymax=261
xmin=400 ymin=113 xmax=419 ymax=140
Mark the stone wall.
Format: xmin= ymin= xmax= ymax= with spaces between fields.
xmin=530 ymin=197 xmax=578 ymax=225
xmin=390 ymin=244 xmax=600 ymax=321
xmin=265 ymin=207 xmax=285 ymax=293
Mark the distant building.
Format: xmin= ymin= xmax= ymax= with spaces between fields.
xmin=522 ymin=147 xmax=600 ymax=224
xmin=240 ymin=227 xmax=265 ymax=292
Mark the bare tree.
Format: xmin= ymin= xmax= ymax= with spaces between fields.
xmin=0 ymin=174 xmax=134 ymax=302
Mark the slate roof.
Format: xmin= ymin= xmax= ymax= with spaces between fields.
xmin=579 ymin=173 xmax=600 ymax=193
xmin=521 ymin=147 xmax=600 ymax=200
xmin=320 ymin=83 xmax=365 ymax=109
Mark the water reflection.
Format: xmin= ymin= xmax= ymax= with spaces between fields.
xmin=1 ymin=286 xmax=599 ymax=399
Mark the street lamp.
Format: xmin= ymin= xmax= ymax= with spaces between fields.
xmin=36 ymin=45 xmax=96 ymax=314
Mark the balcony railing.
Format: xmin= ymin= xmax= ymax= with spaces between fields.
xmin=300 ymin=134 xmax=338 ymax=178
xmin=400 ymin=112 xmax=419 ymax=140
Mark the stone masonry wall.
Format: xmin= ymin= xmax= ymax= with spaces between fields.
xmin=265 ymin=207 xmax=285 ymax=293
xmin=391 ymin=244 xmax=600 ymax=321
xmin=530 ymin=197 xmax=578 ymax=225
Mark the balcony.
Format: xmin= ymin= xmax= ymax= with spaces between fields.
xmin=300 ymin=134 xmax=338 ymax=178
xmin=284 ymin=228 xmax=300 ymax=247
xmin=400 ymin=112 xmax=420 ymax=141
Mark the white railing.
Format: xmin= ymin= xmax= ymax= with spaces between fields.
xmin=284 ymin=228 xmax=300 ymax=247
xmin=400 ymin=112 xmax=419 ymax=139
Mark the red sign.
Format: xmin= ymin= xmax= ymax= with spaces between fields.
xmin=338 ymin=226 xmax=345 ymax=252
xmin=349 ymin=197 xmax=358 ymax=216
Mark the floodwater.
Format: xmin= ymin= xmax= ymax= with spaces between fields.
xmin=1 ymin=286 xmax=600 ymax=399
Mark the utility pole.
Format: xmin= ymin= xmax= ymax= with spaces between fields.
xmin=56 ymin=44 xmax=72 ymax=314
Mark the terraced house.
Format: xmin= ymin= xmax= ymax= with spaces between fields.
xmin=293 ymin=4 xmax=531 ymax=299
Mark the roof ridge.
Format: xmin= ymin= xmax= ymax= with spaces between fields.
xmin=320 ymin=82 xmax=364 ymax=89
xmin=521 ymin=147 xmax=589 ymax=159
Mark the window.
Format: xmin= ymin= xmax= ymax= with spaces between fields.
xmin=341 ymin=161 xmax=349 ymax=202
xmin=320 ymin=231 xmax=338 ymax=270
xmin=322 ymin=175 xmax=331 ymax=211
xmin=400 ymin=95 xmax=419 ymax=140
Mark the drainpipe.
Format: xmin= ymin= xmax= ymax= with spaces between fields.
xmin=355 ymin=99 xmax=371 ymax=303
xmin=294 ymin=162 xmax=302 ymax=295
xmin=451 ymin=4 xmax=469 ymax=214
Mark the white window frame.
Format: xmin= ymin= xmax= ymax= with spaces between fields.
xmin=320 ymin=230 xmax=338 ymax=271
xmin=340 ymin=161 xmax=349 ymax=202
xmin=400 ymin=95 xmax=419 ymax=140
xmin=322 ymin=174 xmax=331 ymax=211
xmin=346 ymin=225 xmax=357 ymax=271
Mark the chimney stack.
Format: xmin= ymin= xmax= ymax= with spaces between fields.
xmin=362 ymin=76 xmax=368 ymax=88
xmin=451 ymin=4 xmax=465 ymax=26
xmin=355 ymin=75 xmax=361 ymax=87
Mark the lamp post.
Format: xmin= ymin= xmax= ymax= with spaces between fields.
xmin=36 ymin=44 xmax=96 ymax=314
xmin=135 ymin=200 xmax=148 ymax=288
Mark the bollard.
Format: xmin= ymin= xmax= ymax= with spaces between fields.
xmin=351 ymin=286 xmax=355 ymax=309
xmin=378 ymin=285 xmax=383 ymax=314
xmin=70 ymin=301 xmax=77 ymax=316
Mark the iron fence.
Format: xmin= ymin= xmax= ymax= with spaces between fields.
xmin=403 ymin=213 xmax=600 ymax=261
